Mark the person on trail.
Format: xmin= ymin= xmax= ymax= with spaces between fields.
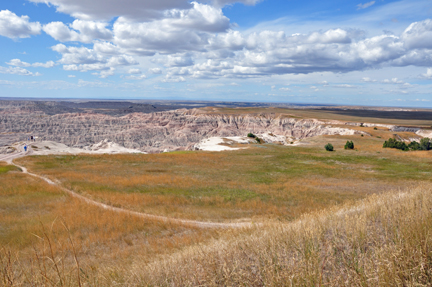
xmin=24 ymin=145 xmax=27 ymax=152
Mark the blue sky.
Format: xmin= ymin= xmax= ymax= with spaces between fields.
xmin=1 ymin=0 xmax=432 ymax=107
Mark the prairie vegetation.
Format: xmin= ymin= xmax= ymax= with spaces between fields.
xmin=2 ymin=168 xmax=432 ymax=285
xmin=15 ymin=129 xmax=432 ymax=223
xmin=141 ymin=184 xmax=432 ymax=286
xmin=0 ymin=163 xmax=220 ymax=285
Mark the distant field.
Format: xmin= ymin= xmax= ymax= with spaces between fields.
xmin=201 ymin=107 xmax=432 ymax=127
xmin=16 ymin=128 xmax=432 ymax=224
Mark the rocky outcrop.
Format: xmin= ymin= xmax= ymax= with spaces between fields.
xmin=0 ymin=106 xmax=370 ymax=153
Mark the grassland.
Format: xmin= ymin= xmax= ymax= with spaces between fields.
xmin=15 ymin=128 xmax=432 ymax=224
xmin=0 ymin=162 xmax=221 ymax=285
xmin=2 ymin=116 xmax=432 ymax=285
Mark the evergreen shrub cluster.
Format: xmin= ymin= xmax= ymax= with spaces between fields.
xmin=383 ymin=137 xmax=431 ymax=151
xmin=325 ymin=143 xmax=334 ymax=151
xmin=344 ymin=141 xmax=354 ymax=150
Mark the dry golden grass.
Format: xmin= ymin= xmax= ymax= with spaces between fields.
xmin=3 ymin=181 xmax=431 ymax=286
xmin=15 ymin=129 xmax=432 ymax=224
xmin=0 ymin=167 xmax=221 ymax=286
xmin=135 ymin=183 xmax=432 ymax=286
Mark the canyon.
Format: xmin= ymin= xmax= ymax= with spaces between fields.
xmin=0 ymin=100 xmax=428 ymax=154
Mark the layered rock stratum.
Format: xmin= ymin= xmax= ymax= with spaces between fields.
xmin=1 ymin=100 xmax=427 ymax=154
xmin=0 ymin=101 xmax=364 ymax=153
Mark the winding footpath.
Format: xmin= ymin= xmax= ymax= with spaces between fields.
xmin=1 ymin=147 xmax=254 ymax=229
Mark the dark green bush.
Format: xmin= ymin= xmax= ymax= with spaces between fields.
xmin=344 ymin=141 xmax=354 ymax=150
xmin=374 ymin=127 xmax=378 ymax=130
xmin=325 ymin=143 xmax=334 ymax=151
xmin=408 ymin=141 xmax=421 ymax=151
xmin=247 ymin=133 xmax=256 ymax=138
xmin=420 ymin=138 xmax=431 ymax=150
xmin=382 ymin=138 xmax=432 ymax=151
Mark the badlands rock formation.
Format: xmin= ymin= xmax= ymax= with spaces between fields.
xmin=0 ymin=102 xmax=369 ymax=153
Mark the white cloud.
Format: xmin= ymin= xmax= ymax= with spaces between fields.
xmin=382 ymin=78 xmax=404 ymax=84
xmin=112 ymin=3 xmax=229 ymax=55
xmin=357 ymin=1 xmax=375 ymax=10
xmin=149 ymin=68 xmax=162 ymax=74
xmin=362 ymin=77 xmax=377 ymax=82
xmin=0 ymin=66 xmax=41 ymax=76
xmin=92 ymin=67 xmax=115 ymax=78
xmin=126 ymin=74 xmax=147 ymax=80
xmin=401 ymin=19 xmax=432 ymax=50
xmin=68 ymin=75 xmax=76 ymax=78
xmin=279 ymin=87 xmax=291 ymax=91
xmin=0 ymin=10 xmax=41 ymax=39
xmin=128 ymin=68 xmax=141 ymax=74
xmin=33 ymin=61 xmax=56 ymax=68
xmin=422 ymin=68 xmax=432 ymax=79
xmin=165 ymin=55 xmax=194 ymax=67
xmin=333 ymin=84 xmax=357 ymax=88
xmin=7 ymin=59 xmax=56 ymax=68
xmin=28 ymin=0 xmax=258 ymax=21
xmin=52 ymin=44 xmax=138 ymax=74
xmin=43 ymin=20 xmax=112 ymax=43
xmin=6 ymin=59 xmax=31 ymax=67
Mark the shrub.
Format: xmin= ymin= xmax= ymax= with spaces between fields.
xmin=420 ymin=137 xmax=431 ymax=150
xmin=255 ymin=137 xmax=264 ymax=144
xmin=360 ymin=123 xmax=364 ymax=127
xmin=325 ymin=143 xmax=334 ymax=151
xmin=374 ymin=127 xmax=378 ymax=130
xmin=344 ymin=140 xmax=354 ymax=150
xmin=408 ymin=141 xmax=421 ymax=151
xmin=247 ymin=133 xmax=256 ymax=138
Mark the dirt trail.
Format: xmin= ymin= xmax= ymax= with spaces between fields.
xmin=4 ymin=148 xmax=254 ymax=229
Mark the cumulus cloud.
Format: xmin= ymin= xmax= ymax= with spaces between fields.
xmin=422 ymin=68 xmax=432 ymax=79
xmin=128 ymin=68 xmax=141 ymax=74
xmin=28 ymin=0 xmax=259 ymax=21
xmin=149 ymin=68 xmax=163 ymax=74
xmin=92 ymin=67 xmax=115 ymax=78
xmin=0 ymin=10 xmax=41 ymax=39
xmin=52 ymin=43 xmax=138 ymax=74
xmin=381 ymin=78 xmax=404 ymax=84
xmin=0 ymin=66 xmax=41 ymax=76
xmin=7 ymin=58 xmax=55 ymax=68
xmin=362 ymin=77 xmax=377 ymax=82
xmin=43 ymin=20 xmax=112 ymax=43
xmin=401 ymin=19 xmax=432 ymax=50
xmin=126 ymin=74 xmax=147 ymax=80
xmin=357 ymin=1 xmax=375 ymax=10
xmin=113 ymin=3 xmax=229 ymax=55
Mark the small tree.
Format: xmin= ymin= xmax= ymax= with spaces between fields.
xmin=408 ymin=141 xmax=421 ymax=151
xmin=344 ymin=140 xmax=354 ymax=150
xmin=420 ymin=137 xmax=431 ymax=150
xmin=247 ymin=133 xmax=256 ymax=138
xmin=325 ymin=143 xmax=334 ymax=151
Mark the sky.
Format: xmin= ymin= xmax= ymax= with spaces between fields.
xmin=1 ymin=0 xmax=432 ymax=107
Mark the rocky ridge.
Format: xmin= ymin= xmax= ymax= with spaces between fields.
xmin=0 ymin=105 xmax=373 ymax=153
